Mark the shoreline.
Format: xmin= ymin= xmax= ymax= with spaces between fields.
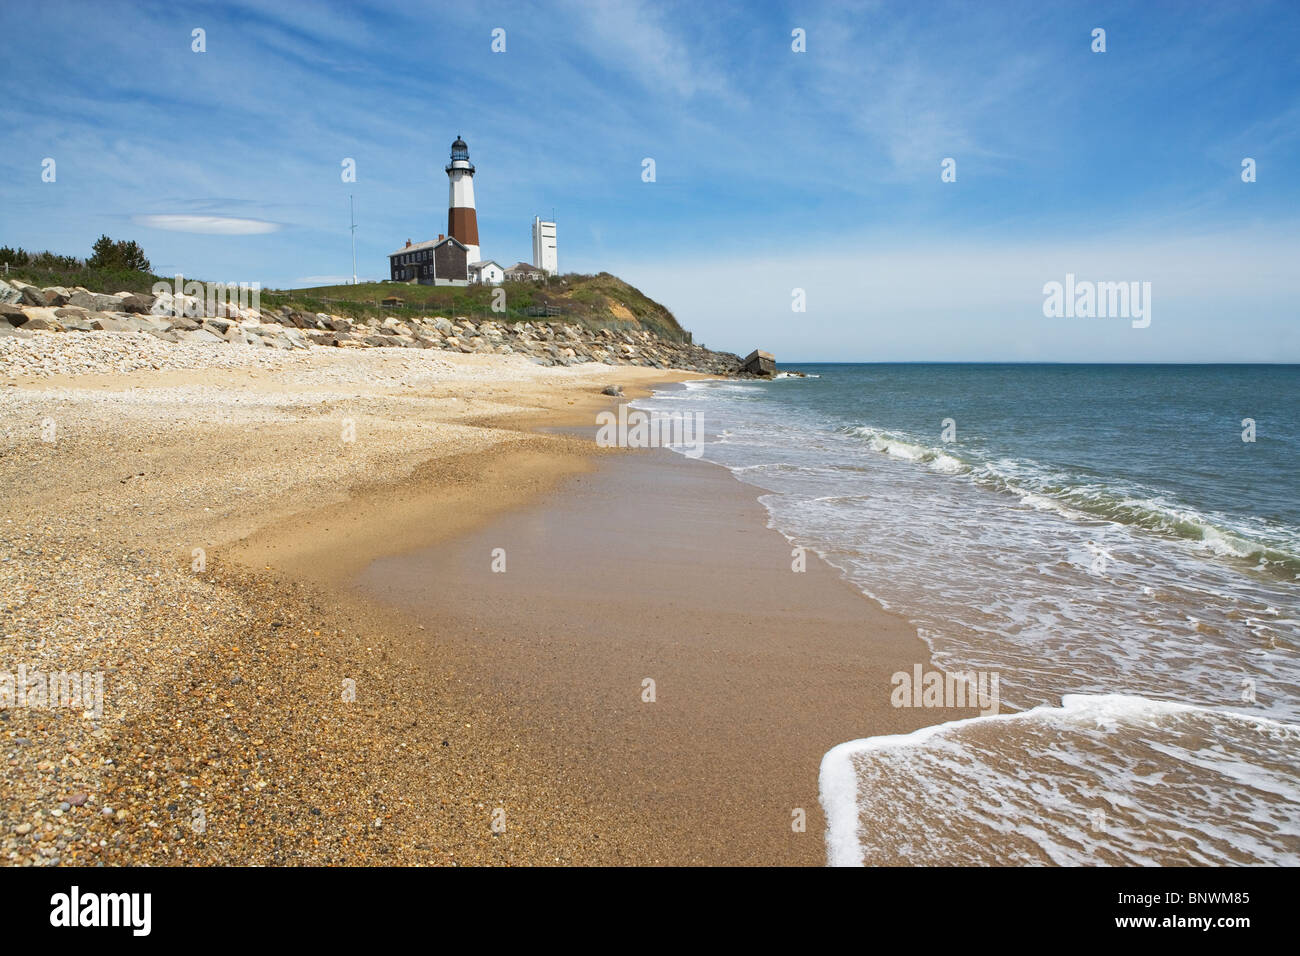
xmin=354 ymin=437 xmax=946 ymax=864
xmin=2 ymin=341 xmax=958 ymax=865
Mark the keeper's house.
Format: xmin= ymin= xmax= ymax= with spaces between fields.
xmin=389 ymin=235 xmax=469 ymax=286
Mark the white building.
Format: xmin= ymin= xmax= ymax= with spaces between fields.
xmin=531 ymin=216 xmax=557 ymax=275
xmin=469 ymin=259 xmax=505 ymax=285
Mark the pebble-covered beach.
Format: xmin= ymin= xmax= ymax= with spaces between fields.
xmin=1 ymin=330 xmax=685 ymax=865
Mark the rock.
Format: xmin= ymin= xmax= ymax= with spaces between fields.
xmin=125 ymin=315 xmax=171 ymax=333
xmin=68 ymin=290 xmax=125 ymax=312
xmin=0 ymin=304 xmax=27 ymax=325
xmin=67 ymin=792 xmax=88 ymax=807
xmin=601 ymin=384 xmax=624 ymax=396
xmin=739 ymin=349 xmax=776 ymax=377
xmin=176 ymin=327 xmax=226 ymax=344
xmin=23 ymin=315 xmax=64 ymax=331
xmin=150 ymin=290 xmax=176 ymax=316
xmin=0 ymin=280 xmax=24 ymax=305
xmin=0 ymin=323 xmax=33 ymax=339
xmin=14 ymin=823 xmax=32 ymax=835
xmin=166 ymin=316 xmax=201 ymax=331
xmin=177 ymin=294 xmax=204 ymax=318
xmin=432 ymin=317 xmax=453 ymax=335
xmin=17 ymin=283 xmax=50 ymax=306
xmin=118 ymin=293 xmax=155 ymax=314
xmin=89 ymin=315 xmax=137 ymax=332
xmin=41 ymin=286 xmax=71 ymax=306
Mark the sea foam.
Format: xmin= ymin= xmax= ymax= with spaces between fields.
xmin=820 ymin=694 xmax=1300 ymax=867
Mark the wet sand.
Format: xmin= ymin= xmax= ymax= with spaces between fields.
xmin=358 ymin=443 xmax=940 ymax=865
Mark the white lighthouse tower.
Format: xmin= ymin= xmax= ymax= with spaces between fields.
xmin=445 ymin=136 xmax=480 ymax=264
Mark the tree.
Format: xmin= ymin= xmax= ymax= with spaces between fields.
xmin=88 ymin=235 xmax=151 ymax=272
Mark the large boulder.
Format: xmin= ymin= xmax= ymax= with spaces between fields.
xmin=176 ymin=294 xmax=204 ymax=318
xmin=150 ymin=290 xmax=176 ymax=316
xmin=41 ymin=286 xmax=71 ymax=306
xmin=126 ymin=314 xmax=171 ymax=334
xmin=0 ymin=280 xmax=22 ymax=306
xmin=177 ymin=327 xmax=225 ymax=345
xmin=0 ymin=304 xmax=27 ymax=326
xmin=150 ymin=290 xmax=203 ymax=318
xmin=90 ymin=315 xmax=138 ymax=332
xmin=738 ymin=349 xmax=776 ymax=377
xmin=118 ymin=293 xmax=155 ymax=314
xmin=9 ymin=281 xmax=49 ymax=306
xmin=68 ymin=290 xmax=126 ymax=312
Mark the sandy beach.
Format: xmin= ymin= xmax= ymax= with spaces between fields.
xmin=2 ymin=336 xmax=959 ymax=866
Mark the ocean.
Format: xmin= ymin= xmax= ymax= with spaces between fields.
xmin=634 ymin=364 xmax=1300 ymax=865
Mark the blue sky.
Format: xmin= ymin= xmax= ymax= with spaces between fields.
xmin=2 ymin=0 xmax=1297 ymax=361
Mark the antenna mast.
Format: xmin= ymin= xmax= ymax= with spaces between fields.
xmin=349 ymin=195 xmax=358 ymax=285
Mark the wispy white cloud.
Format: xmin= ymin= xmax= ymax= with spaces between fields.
xmin=562 ymin=0 xmax=738 ymax=102
xmin=133 ymin=215 xmax=281 ymax=234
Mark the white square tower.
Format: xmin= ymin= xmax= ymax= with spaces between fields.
xmin=532 ymin=216 xmax=557 ymax=276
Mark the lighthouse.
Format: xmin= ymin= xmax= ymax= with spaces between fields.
xmin=445 ymin=136 xmax=481 ymax=264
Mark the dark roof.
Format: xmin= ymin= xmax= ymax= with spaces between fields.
xmin=505 ymin=261 xmax=543 ymax=273
xmin=389 ymin=236 xmax=468 ymax=257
